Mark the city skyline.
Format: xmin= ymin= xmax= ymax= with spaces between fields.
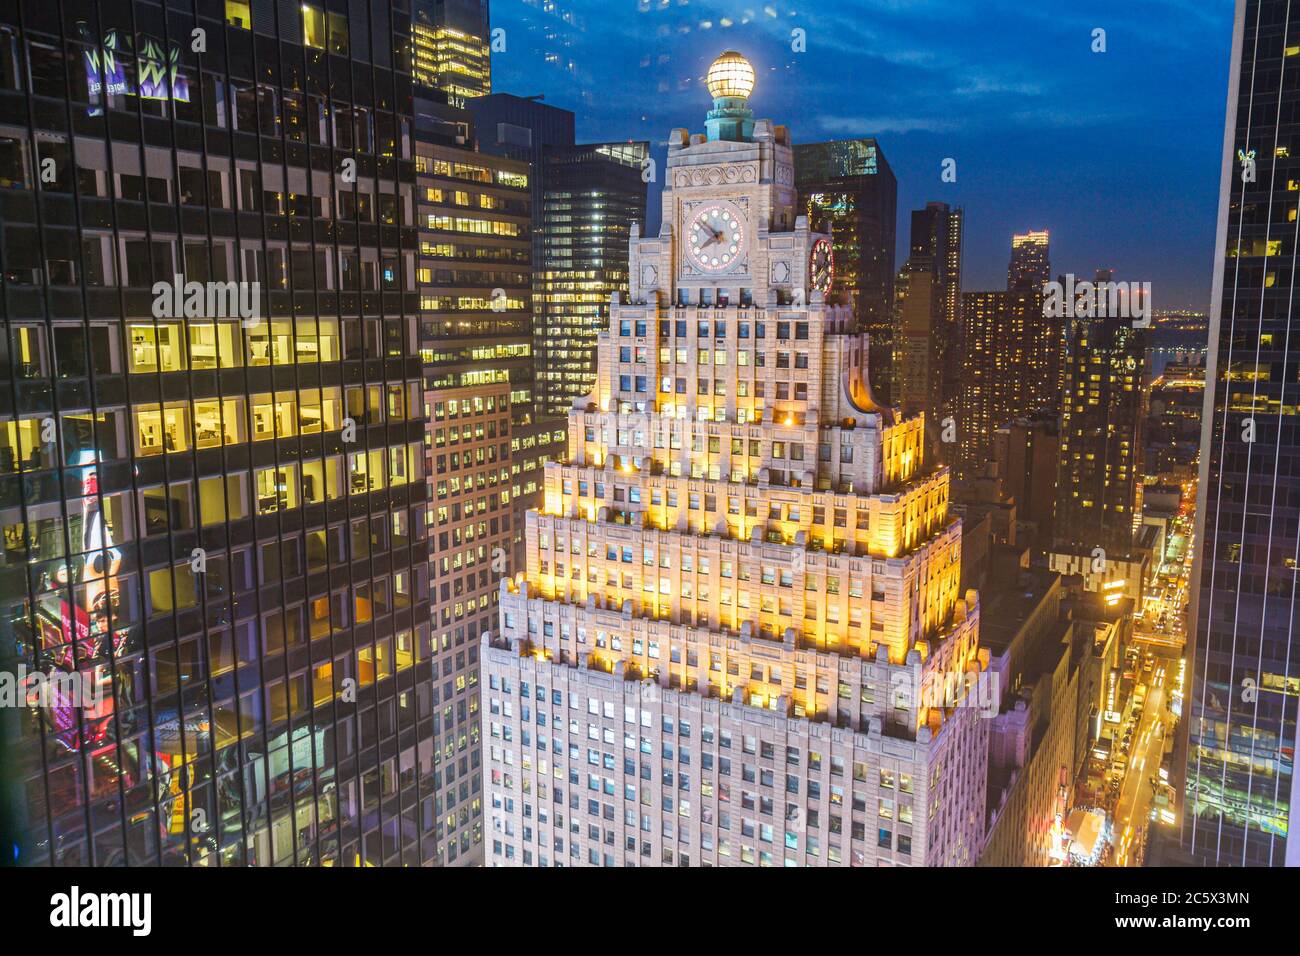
xmin=0 ymin=0 xmax=1293 ymax=898
xmin=489 ymin=0 xmax=1233 ymax=309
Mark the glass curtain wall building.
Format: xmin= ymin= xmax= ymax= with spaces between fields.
xmin=533 ymin=141 xmax=647 ymax=421
xmin=1183 ymin=0 xmax=1300 ymax=866
xmin=794 ymin=138 xmax=897 ymax=404
xmin=1007 ymin=230 xmax=1050 ymax=292
xmin=411 ymin=0 xmax=491 ymax=102
xmin=0 ymin=0 xmax=433 ymax=867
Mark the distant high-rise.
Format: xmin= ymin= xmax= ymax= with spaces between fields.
xmin=533 ymin=142 xmax=648 ymax=419
xmin=909 ymin=202 xmax=964 ymax=330
xmin=896 ymin=203 xmax=962 ymax=453
xmin=413 ymin=0 xmax=493 ymax=101
xmin=941 ymin=208 xmax=964 ymax=332
xmin=895 ymin=260 xmax=941 ymax=427
xmin=956 ymin=287 xmax=1056 ymax=477
xmin=415 ymin=97 xmax=533 ymax=865
xmin=1008 ymin=230 xmax=1050 ymax=291
xmin=1182 ymin=0 xmax=1300 ymax=867
xmin=467 ymin=95 xmax=647 ymax=566
xmin=994 ymin=412 xmax=1060 ymax=553
xmin=794 ymin=139 xmax=898 ymax=400
xmin=1053 ymin=273 xmax=1147 ymax=559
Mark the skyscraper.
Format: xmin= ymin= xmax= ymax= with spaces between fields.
xmin=895 ymin=260 xmax=941 ymax=425
xmin=533 ymin=142 xmax=648 ymax=420
xmin=416 ymin=94 xmax=533 ymax=418
xmin=467 ymin=98 xmax=648 ymax=422
xmin=994 ymin=412 xmax=1060 ymax=553
xmin=1 ymin=2 xmax=431 ymax=866
xmin=1182 ymin=0 xmax=1300 ymax=866
xmin=956 ymin=286 xmax=1055 ymax=477
xmin=412 ymin=0 xmax=492 ymax=102
xmin=415 ymin=95 xmax=533 ymax=864
xmin=482 ymin=52 xmax=990 ymax=868
xmin=467 ymin=94 xmax=648 ymax=566
xmin=910 ymin=202 xmax=964 ymax=327
xmin=1008 ymin=230 xmax=1050 ymax=291
xmin=895 ymin=203 xmax=962 ymax=454
xmin=793 ymin=139 xmax=897 ymax=400
xmin=464 ymin=94 xmax=575 ymax=564
xmin=1052 ymin=275 xmax=1147 ymax=560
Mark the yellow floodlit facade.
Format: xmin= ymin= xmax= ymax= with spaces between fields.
xmin=483 ymin=56 xmax=991 ymax=867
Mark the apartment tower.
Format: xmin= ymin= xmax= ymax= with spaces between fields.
xmin=956 ymin=286 xmax=1055 ymax=478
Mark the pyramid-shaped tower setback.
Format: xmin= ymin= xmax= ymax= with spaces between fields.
xmin=483 ymin=52 xmax=992 ymax=867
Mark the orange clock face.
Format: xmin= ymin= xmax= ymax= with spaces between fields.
xmin=810 ymin=237 xmax=834 ymax=294
xmin=686 ymin=202 xmax=746 ymax=273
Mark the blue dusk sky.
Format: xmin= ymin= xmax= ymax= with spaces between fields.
xmin=488 ymin=0 xmax=1235 ymax=310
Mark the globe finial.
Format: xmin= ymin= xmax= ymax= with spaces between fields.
xmin=706 ymin=50 xmax=756 ymax=100
xmin=704 ymin=51 xmax=756 ymax=142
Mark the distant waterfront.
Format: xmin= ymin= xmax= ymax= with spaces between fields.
xmin=1148 ymin=313 xmax=1208 ymax=378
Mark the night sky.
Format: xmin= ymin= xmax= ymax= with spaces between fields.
xmin=489 ymin=0 xmax=1233 ymax=310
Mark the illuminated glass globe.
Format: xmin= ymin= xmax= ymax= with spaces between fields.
xmin=706 ymin=50 xmax=755 ymax=100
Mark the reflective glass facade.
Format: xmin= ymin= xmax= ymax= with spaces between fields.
xmin=533 ymin=142 xmax=647 ymax=421
xmin=1184 ymin=0 xmax=1300 ymax=865
xmin=1007 ymin=230 xmax=1050 ymax=292
xmin=0 ymin=0 xmax=435 ymax=866
xmin=412 ymin=0 xmax=491 ymax=102
xmin=794 ymin=139 xmax=897 ymax=402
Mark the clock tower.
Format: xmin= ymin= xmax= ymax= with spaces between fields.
xmin=629 ymin=51 xmax=837 ymax=312
xmin=484 ymin=50 xmax=992 ymax=870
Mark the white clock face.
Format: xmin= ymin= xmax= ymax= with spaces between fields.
xmin=686 ymin=202 xmax=747 ymax=273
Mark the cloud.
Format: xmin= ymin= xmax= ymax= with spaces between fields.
xmin=814 ymin=114 xmax=960 ymax=135
xmin=490 ymin=0 xmax=1230 ymax=307
xmin=953 ymin=75 xmax=1044 ymax=97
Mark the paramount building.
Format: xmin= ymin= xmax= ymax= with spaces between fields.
xmin=481 ymin=52 xmax=990 ymax=867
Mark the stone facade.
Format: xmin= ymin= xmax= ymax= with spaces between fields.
xmin=482 ymin=64 xmax=990 ymax=866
